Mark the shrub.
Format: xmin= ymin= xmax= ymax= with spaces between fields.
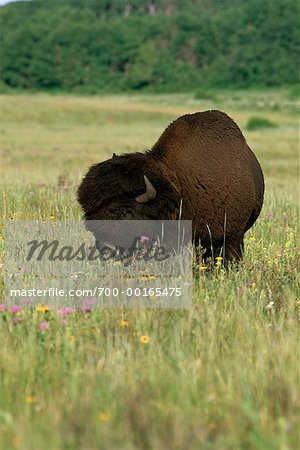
xmin=246 ymin=117 xmax=278 ymax=131
xmin=194 ymin=88 xmax=217 ymax=101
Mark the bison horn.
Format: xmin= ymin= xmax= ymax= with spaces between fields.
xmin=135 ymin=175 xmax=156 ymax=203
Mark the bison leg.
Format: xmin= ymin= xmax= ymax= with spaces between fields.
xmin=225 ymin=237 xmax=244 ymax=262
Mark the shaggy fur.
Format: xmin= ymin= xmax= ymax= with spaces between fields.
xmin=77 ymin=110 xmax=264 ymax=260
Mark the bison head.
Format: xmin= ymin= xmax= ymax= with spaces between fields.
xmin=77 ymin=152 xmax=181 ymax=222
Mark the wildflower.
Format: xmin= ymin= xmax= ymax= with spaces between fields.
xmin=59 ymin=307 xmax=75 ymax=317
xmin=68 ymin=335 xmax=75 ymax=342
xmin=215 ymin=256 xmax=223 ymax=261
xmin=39 ymin=322 xmax=49 ymax=330
xmin=26 ymin=396 xmax=36 ymax=404
xmin=20 ymin=297 xmax=32 ymax=304
xmin=0 ymin=304 xmax=6 ymax=311
xmin=249 ymin=236 xmax=256 ymax=241
xmin=245 ymin=281 xmax=251 ymax=288
xmin=139 ymin=236 xmax=149 ymax=243
xmin=12 ymin=436 xmax=21 ymax=448
xmin=85 ymin=298 xmax=96 ymax=305
xmin=36 ymin=305 xmax=50 ymax=313
xmin=82 ymin=307 xmax=92 ymax=313
xmin=10 ymin=305 xmax=21 ymax=313
xmin=98 ymin=412 xmax=110 ymax=421
xmin=140 ymin=335 xmax=149 ymax=344
xmin=120 ymin=319 xmax=129 ymax=327
xmin=199 ymin=265 xmax=208 ymax=271
xmin=208 ymin=421 xmax=217 ymax=431
xmin=49 ymin=215 xmax=56 ymax=219
xmin=266 ymin=301 xmax=274 ymax=310
xmin=140 ymin=275 xmax=156 ymax=281
xmin=266 ymin=213 xmax=273 ymax=218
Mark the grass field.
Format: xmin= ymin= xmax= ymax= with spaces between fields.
xmin=0 ymin=89 xmax=299 ymax=450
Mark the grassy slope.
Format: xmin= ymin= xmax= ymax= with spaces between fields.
xmin=0 ymin=90 xmax=299 ymax=450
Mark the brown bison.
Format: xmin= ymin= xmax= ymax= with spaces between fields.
xmin=77 ymin=110 xmax=264 ymax=261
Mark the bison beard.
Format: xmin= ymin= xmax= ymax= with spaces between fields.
xmin=77 ymin=110 xmax=264 ymax=262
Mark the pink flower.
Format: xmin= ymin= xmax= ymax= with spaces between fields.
xmin=58 ymin=307 xmax=75 ymax=317
xmin=245 ymin=281 xmax=251 ymax=288
xmin=82 ymin=307 xmax=92 ymax=313
xmin=39 ymin=322 xmax=49 ymax=330
xmin=266 ymin=213 xmax=273 ymax=218
xmin=139 ymin=235 xmax=149 ymax=243
xmin=10 ymin=305 xmax=21 ymax=313
xmin=84 ymin=298 xmax=96 ymax=305
xmin=20 ymin=297 xmax=32 ymax=304
xmin=0 ymin=304 xmax=6 ymax=311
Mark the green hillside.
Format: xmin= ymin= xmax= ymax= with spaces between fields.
xmin=0 ymin=0 xmax=299 ymax=92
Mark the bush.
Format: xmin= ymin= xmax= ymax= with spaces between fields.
xmin=246 ymin=117 xmax=278 ymax=131
xmin=288 ymin=85 xmax=300 ymax=100
xmin=194 ymin=88 xmax=217 ymax=101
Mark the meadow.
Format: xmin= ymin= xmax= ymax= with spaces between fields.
xmin=0 ymin=89 xmax=299 ymax=450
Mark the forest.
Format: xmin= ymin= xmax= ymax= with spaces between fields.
xmin=0 ymin=0 xmax=299 ymax=92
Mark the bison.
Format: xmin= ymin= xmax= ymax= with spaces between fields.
xmin=77 ymin=110 xmax=264 ymax=261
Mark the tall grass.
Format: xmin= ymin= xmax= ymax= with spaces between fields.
xmin=0 ymin=90 xmax=299 ymax=450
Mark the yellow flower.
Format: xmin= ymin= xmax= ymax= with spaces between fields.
xmin=26 ymin=395 xmax=36 ymax=404
xmin=199 ymin=265 xmax=208 ymax=271
xmin=68 ymin=335 xmax=75 ymax=342
xmin=98 ymin=412 xmax=110 ymax=421
xmin=215 ymin=256 xmax=223 ymax=261
xmin=140 ymin=335 xmax=149 ymax=344
xmin=113 ymin=261 xmax=121 ymax=266
xmin=12 ymin=435 xmax=21 ymax=449
xmin=36 ymin=305 xmax=50 ymax=313
xmin=49 ymin=215 xmax=56 ymax=220
xmin=249 ymin=237 xmax=256 ymax=241
xmin=208 ymin=421 xmax=217 ymax=431
xmin=140 ymin=275 xmax=156 ymax=281
xmin=120 ymin=319 xmax=129 ymax=327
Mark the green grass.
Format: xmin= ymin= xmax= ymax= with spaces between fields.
xmin=0 ymin=89 xmax=299 ymax=450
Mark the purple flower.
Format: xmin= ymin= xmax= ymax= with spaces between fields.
xmin=82 ymin=307 xmax=92 ymax=313
xmin=10 ymin=305 xmax=21 ymax=313
xmin=0 ymin=304 xmax=6 ymax=311
xmin=245 ymin=281 xmax=251 ymax=288
xmin=39 ymin=322 xmax=49 ymax=330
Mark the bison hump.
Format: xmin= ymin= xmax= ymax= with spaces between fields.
xmin=150 ymin=110 xmax=245 ymax=160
